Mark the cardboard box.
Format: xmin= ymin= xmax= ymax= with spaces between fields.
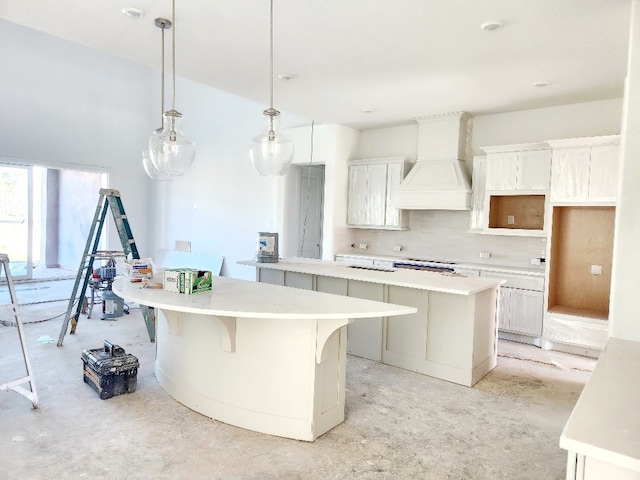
xmin=184 ymin=269 xmax=212 ymax=294
xmin=124 ymin=259 xmax=153 ymax=282
xmin=163 ymin=269 xmax=185 ymax=293
xmin=163 ymin=268 xmax=212 ymax=294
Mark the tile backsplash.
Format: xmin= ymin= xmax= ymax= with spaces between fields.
xmin=348 ymin=210 xmax=546 ymax=269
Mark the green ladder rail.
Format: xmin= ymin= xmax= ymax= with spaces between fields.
xmin=57 ymin=188 xmax=156 ymax=346
xmin=0 ymin=253 xmax=39 ymax=408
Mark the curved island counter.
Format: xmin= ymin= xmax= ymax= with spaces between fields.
xmin=113 ymin=276 xmax=416 ymax=442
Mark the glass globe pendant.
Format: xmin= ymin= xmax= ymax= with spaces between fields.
xmin=250 ymin=108 xmax=294 ymax=176
xmin=143 ymin=148 xmax=175 ymax=181
xmin=249 ymin=0 xmax=294 ymax=176
xmin=149 ymin=110 xmax=195 ymax=176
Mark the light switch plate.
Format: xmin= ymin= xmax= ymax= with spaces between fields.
xmin=590 ymin=264 xmax=603 ymax=275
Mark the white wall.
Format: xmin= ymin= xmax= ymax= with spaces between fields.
xmin=146 ymin=77 xmax=310 ymax=280
xmin=0 ymin=19 xmax=156 ymax=256
xmin=349 ymin=99 xmax=623 ymax=267
xmin=609 ymin=0 xmax=640 ymax=341
xmin=1 ymin=19 xmax=311 ymax=281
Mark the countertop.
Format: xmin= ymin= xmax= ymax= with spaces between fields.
xmin=560 ymin=338 xmax=640 ymax=472
xmin=239 ymin=258 xmax=504 ymax=296
xmin=113 ymin=276 xmax=416 ymax=320
xmin=334 ymin=252 xmax=546 ymax=277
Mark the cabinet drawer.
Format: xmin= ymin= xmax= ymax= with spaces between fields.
xmin=480 ymin=271 xmax=544 ymax=291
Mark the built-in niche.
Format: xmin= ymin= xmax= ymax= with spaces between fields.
xmin=547 ymin=206 xmax=615 ymax=320
xmin=488 ymin=194 xmax=546 ymax=230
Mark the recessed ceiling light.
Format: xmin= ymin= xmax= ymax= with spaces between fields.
xmin=122 ymin=7 xmax=145 ymax=19
xmin=533 ymin=81 xmax=549 ymax=88
xmin=480 ymin=20 xmax=503 ymax=32
xmin=278 ymin=74 xmax=294 ymax=81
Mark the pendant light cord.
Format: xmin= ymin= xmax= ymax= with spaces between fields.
xmin=160 ymin=23 xmax=166 ymax=125
xmin=171 ymin=0 xmax=176 ymax=111
xmin=269 ymin=0 xmax=274 ymax=111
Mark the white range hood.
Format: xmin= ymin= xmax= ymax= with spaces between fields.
xmin=392 ymin=112 xmax=472 ymax=210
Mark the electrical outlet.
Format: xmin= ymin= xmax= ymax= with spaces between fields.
xmin=393 ymin=245 xmax=402 ymax=252
xmin=507 ymin=215 xmax=515 ymax=225
xmin=591 ymin=264 xmax=603 ymax=276
xmin=479 ymin=252 xmax=491 ymax=259
xmin=359 ymin=243 xmax=368 ymax=250
xmin=531 ymin=258 xmax=541 ymax=266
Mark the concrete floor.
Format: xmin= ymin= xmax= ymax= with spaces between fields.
xmin=0 ymin=279 xmax=595 ymax=480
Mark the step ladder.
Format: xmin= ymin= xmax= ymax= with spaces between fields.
xmin=0 ymin=253 xmax=39 ymax=408
xmin=57 ymin=188 xmax=156 ymax=347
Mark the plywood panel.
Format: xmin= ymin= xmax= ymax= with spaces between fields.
xmin=488 ymin=195 xmax=545 ymax=230
xmin=549 ymin=206 xmax=615 ymax=315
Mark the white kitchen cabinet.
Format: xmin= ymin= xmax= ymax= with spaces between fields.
xmin=482 ymin=143 xmax=551 ymax=192
xmin=347 ymin=157 xmax=410 ymax=230
xmin=346 ymin=280 xmax=385 ymax=361
xmin=284 ymin=271 xmax=314 ymax=290
xmin=257 ymin=268 xmax=284 ymax=285
xmin=548 ymin=136 xmax=620 ymax=203
xmin=469 ymin=156 xmax=486 ymax=232
xmin=481 ymin=271 xmax=544 ymax=338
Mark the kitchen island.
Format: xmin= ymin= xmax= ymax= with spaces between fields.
xmin=240 ymin=258 xmax=503 ymax=387
xmin=112 ymin=276 xmax=415 ymax=442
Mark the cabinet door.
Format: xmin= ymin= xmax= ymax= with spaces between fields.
xmin=517 ymin=150 xmax=551 ymax=190
xmin=346 ymin=280 xmax=384 ymax=361
xmin=469 ymin=156 xmax=486 ymax=231
xmin=347 ymin=165 xmax=370 ymax=225
xmin=510 ymin=289 xmax=543 ymax=336
xmin=258 ymin=268 xmax=284 ymax=286
xmin=589 ymin=145 xmax=619 ymax=201
xmin=284 ymin=271 xmax=313 ymax=290
xmin=486 ymin=152 xmax=519 ymax=190
xmin=367 ymin=163 xmax=388 ymax=226
xmin=384 ymin=162 xmax=403 ymax=227
xmin=550 ymin=148 xmax=590 ymax=202
xmin=497 ymin=287 xmax=512 ymax=331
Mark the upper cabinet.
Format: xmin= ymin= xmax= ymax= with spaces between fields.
xmin=474 ymin=143 xmax=551 ymax=237
xmin=482 ymin=143 xmax=552 ymax=192
xmin=347 ymin=157 xmax=410 ymax=230
xmin=547 ymin=135 xmax=620 ymax=204
xmin=469 ymin=155 xmax=487 ymax=232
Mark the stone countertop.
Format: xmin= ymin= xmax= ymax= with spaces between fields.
xmin=560 ymin=338 xmax=640 ymax=472
xmin=113 ymin=276 xmax=416 ymax=320
xmin=239 ymin=258 xmax=503 ymax=296
xmin=334 ymin=253 xmax=546 ymax=277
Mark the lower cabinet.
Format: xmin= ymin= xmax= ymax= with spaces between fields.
xmin=284 ymin=271 xmax=313 ymax=290
xmin=480 ymin=271 xmax=544 ymax=339
xmin=345 ymin=280 xmax=385 ymax=361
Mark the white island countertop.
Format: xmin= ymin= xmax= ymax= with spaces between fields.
xmin=239 ymin=257 xmax=504 ymax=295
xmin=113 ymin=275 xmax=416 ymax=319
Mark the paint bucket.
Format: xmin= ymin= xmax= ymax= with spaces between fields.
xmin=256 ymin=232 xmax=279 ymax=263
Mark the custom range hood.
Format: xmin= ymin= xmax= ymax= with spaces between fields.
xmin=392 ymin=112 xmax=472 ymax=210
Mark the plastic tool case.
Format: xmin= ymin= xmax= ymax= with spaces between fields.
xmin=82 ymin=340 xmax=139 ymax=400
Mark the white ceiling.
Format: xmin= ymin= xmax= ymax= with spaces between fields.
xmin=0 ymin=0 xmax=632 ymax=130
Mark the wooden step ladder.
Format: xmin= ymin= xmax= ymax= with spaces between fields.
xmin=56 ymin=188 xmax=156 ymax=346
xmin=0 ymin=253 xmax=39 ymax=408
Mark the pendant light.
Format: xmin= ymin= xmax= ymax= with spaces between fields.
xmin=249 ymin=0 xmax=294 ymax=176
xmin=143 ymin=17 xmax=176 ymax=181
xmin=149 ymin=0 xmax=196 ymax=177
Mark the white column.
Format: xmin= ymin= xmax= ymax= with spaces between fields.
xmin=609 ymin=0 xmax=640 ymax=340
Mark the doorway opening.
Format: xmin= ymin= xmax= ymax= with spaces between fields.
xmin=296 ymin=165 xmax=325 ymax=259
xmin=0 ymin=162 xmax=107 ymax=281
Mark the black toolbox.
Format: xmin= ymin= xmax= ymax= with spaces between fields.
xmin=82 ymin=340 xmax=139 ymax=400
